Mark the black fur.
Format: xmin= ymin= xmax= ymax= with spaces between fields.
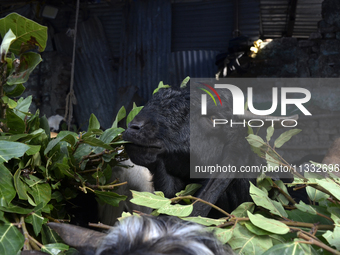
xmin=123 ymin=87 xmax=257 ymax=216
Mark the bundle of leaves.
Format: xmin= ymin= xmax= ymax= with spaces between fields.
xmin=130 ymin=127 xmax=340 ymax=255
xmin=0 ymin=13 xmax=144 ymax=254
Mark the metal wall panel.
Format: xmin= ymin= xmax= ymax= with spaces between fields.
xmin=71 ymin=16 xmax=118 ymax=129
xmin=171 ymin=0 xmax=260 ymax=52
xmin=293 ymin=0 xmax=322 ymax=38
xmin=260 ymin=0 xmax=322 ymax=39
xmin=169 ymin=50 xmax=220 ymax=86
xmin=239 ymin=0 xmax=260 ymax=40
xmin=118 ymin=0 xmax=172 ymax=100
xmin=68 ymin=2 xmax=123 ymax=56
xmin=171 ymin=0 xmax=234 ymax=52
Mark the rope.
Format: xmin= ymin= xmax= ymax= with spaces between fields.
xmin=64 ymin=0 xmax=80 ymax=130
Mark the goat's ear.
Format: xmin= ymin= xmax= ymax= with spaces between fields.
xmin=47 ymin=222 xmax=105 ymax=255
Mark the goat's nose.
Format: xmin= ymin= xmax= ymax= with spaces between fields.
xmin=128 ymin=119 xmax=145 ymax=131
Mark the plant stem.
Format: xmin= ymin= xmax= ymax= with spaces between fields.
xmin=272 ymin=182 xmax=297 ymax=205
xmin=281 ymin=221 xmax=334 ymax=230
xmin=19 ymin=216 xmax=33 ymax=250
xmin=297 ymin=231 xmax=340 ymax=255
xmin=86 ymin=181 xmax=127 ymax=190
xmin=170 ymin=195 xmax=231 ymax=217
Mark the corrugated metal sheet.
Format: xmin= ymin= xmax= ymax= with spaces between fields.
xmin=260 ymin=0 xmax=322 ymax=38
xmin=171 ymin=0 xmax=260 ymax=52
xmin=260 ymin=0 xmax=288 ymax=38
xmin=118 ymin=0 xmax=172 ymax=100
xmin=239 ymin=0 xmax=260 ymax=40
xmin=293 ymin=0 xmax=322 ymax=38
xmin=59 ymin=2 xmax=123 ymax=56
xmin=72 ymin=16 xmax=118 ymax=129
xmin=171 ymin=0 xmax=233 ymax=52
xmin=169 ymin=50 xmax=220 ymax=86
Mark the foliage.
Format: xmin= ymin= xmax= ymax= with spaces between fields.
xmin=0 ymin=13 xmax=142 ymax=254
xmin=1 ymin=12 xmax=340 ymax=255
xmin=131 ymin=128 xmax=340 ymax=255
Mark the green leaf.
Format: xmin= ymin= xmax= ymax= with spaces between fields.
xmin=100 ymin=127 xmax=124 ymax=143
xmin=126 ymin=106 xmax=143 ymax=127
xmin=0 ymin=140 xmax=30 ymax=163
xmin=1 ymin=96 xmax=17 ymax=109
xmin=315 ymin=178 xmax=340 ymax=200
xmin=13 ymin=95 xmax=32 ymax=120
xmin=286 ymin=207 xmax=332 ymax=225
xmin=0 ymin=29 xmax=16 ymax=59
xmin=41 ymin=243 xmax=69 ymax=254
xmin=245 ymin=134 xmax=266 ymax=148
xmin=44 ymin=131 xmax=77 ymax=155
xmin=0 ymin=223 xmax=25 ymax=255
xmin=273 ymin=180 xmax=289 ymax=205
xmin=153 ymin=81 xmax=171 ymax=94
xmin=183 ymin=216 xmax=225 ymax=226
xmin=306 ymin=185 xmax=329 ymax=202
xmin=25 ymin=175 xmax=51 ymax=206
xmin=4 ymin=109 xmax=25 ymax=134
xmin=274 ymin=129 xmax=301 ymax=148
xmin=266 ymin=126 xmax=274 ymax=142
xmin=61 ymin=134 xmax=77 ymax=146
xmin=208 ymin=227 xmax=233 ymax=244
xmin=228 ymin=224 xmax=273 ymax=254
xmin=25 ymin=203 xmax=46 ymax=235
xmin=7 ymin=52 xmax=42 ymax=85
xmin=180 ymin=76 xmax=190 ymax=88
xmin=262 ymin=240 xmax=319 ymax=255
xmin=295 ymin=201 xmax=317 ymax=215
xmin=112 ymin=106 xmax=126 ymax=128
xmin=247 ymin=211 xmax=289 ymax=234
xmin=244 ymin=222 xmax=272 ymax=236
xmin=13 ymin=168 xmax=28 ymax=201
xmin=40 ymin=115 xmax=51 ymax=139
xmin=249 ymin=182 xmax=287 ymax=218
xmin=231 ymin=202 xmax=255 ymax=217
xmin=3 ymin=83 xmax=25 ymax=97
xmin=82 ymin=137 xmax=113 ymax=150
xmin=26 ymin=144 xmax=41 ymax=156
xmin=265 ymin=152 xmax=280 ymax=170
xmin=95 ymin=190 xmax=127 ymax=207
xmin=0 ymin=164 xmax=16 ymax=206
xmin=88 ymin=113 xmax=100 ymax=131
xmin=175 ymin=184 xmax=202 ymax=197
xmin=41 ymin=224 xmax=63 ymax=245
xmin=130 ymin=190 xmax=171 ymax=209
xmin=157 ymin=204 xmax=193 ymax=217
xmin=0 ymin=204 xmax=33 ymax=214
xmin=0 ymin=13 xmax=47 ymax=55
xmin=323 ymin=226 xmax=340 ymax=250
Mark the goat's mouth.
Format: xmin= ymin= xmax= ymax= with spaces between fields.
xmin=125 ymin=142 xmax=163 ymax=150
xmin=124 ymin=139 xmax=164 ymax=152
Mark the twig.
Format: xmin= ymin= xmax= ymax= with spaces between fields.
xmin=86 ymin=181 xmax=128 ymax=190
xmin=281 ymin=221 xmax=334 ymax=230
xmin=170 ymin=195 xmax=231 ymax=217
xmin=297 ymin=231 xmax=340 ymax=255
xmin=272 ymin=182 xmax=297 ymax=205
xmin=20 ymin=216 xmax=33 ymax=250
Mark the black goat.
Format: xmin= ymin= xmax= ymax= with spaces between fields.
xmin=123 ymin=87 xmax=260 ymax=216
xmin=48 ymin=215 xmax=233 ymax=255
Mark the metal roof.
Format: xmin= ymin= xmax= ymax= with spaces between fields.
xmin=260 ymin=0 xmax=323 ymax=39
